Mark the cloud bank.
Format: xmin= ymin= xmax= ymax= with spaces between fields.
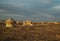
xmin=0 ymin=0 xmax=60 ymax=21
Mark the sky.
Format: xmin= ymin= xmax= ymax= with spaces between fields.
xmin=0 ymin=0 xmax=60 ymax=22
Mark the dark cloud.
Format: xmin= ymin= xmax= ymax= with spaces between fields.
xmin=0 ymin=0 xmax=60 ymax=21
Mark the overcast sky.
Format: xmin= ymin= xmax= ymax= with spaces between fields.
xmin=0 ymin=0 xmax=60 ymax=21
